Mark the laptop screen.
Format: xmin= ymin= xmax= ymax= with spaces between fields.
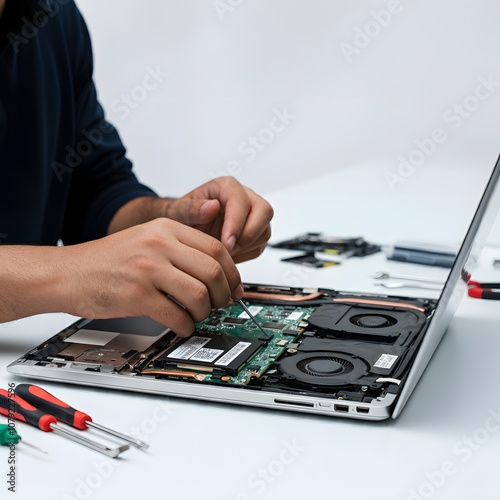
xmin=393 ymin=154 xmax=500 ymax=417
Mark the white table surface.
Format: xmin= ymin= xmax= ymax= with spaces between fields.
xmin=2 ymin=164 xmax=500 ymax=500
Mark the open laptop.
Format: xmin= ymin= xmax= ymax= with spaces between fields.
xmin=7 ymin=155 xmax=500 ymax=421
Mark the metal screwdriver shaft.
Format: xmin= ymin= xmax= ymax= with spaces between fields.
xmin=48 ymin=423 xmax=129 ymax=458
xmin=84 ymin=421 xmax=148 ymax=450
xmin=0 ymin=424 xmax=47 ymax=455
xmin=238 ymin=299 xmax=268 ymax=336
xmin=17 ymin=440 xmax=48 ymax=455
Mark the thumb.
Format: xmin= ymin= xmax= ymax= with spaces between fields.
xmin=166 ymin=198 xmax=220 ymax=226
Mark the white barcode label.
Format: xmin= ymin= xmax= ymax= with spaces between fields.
xmin=215 ymin=342 xmax=251 ymax=366
xmin=167 ymin=336 xmax=211 ymax=360
xmin=238 ymin=306 xmax=263 ymax=319
xmin=374 ymin=354 xmax=398 ymax=369
xmin=190 ymin=348 xmax=224 ymax=363
xmin=286 ymin=311 xmax=302 ymax=321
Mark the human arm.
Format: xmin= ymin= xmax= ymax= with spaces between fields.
xmin=0 ymin=218 xmax=243 ymax=336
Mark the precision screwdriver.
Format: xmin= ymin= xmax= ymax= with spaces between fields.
xmin=15 ymin=384 xmax=149 ymax=450
xmin=237 ymin=299 xmax=268 ymax=337
xmin=0 ymin=423 xmax=47 ymax=454
xmin=0 ymin=389 xmax=129 ymax=458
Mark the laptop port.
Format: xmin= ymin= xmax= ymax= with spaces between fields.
xmin=334 ymin=404 xmax=349 ymax=413
xmin=356 ymin=406 xmax=369 ymax=414
xmin=274 ymin=399 xmax=314 ymax=408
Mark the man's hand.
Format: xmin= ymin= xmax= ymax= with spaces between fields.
xmin=161 ymin=177 xmax=274 ymax=263
xmin=108 ymin=177 xmax=274 ymax=264
xmin=0 ymin=219 xmax=244 ymax=334
xmin=63 ymin=218 xmax=243 ymax=336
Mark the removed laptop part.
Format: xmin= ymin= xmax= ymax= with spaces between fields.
xmin=280 ymin=252 xmax=341 ymax=268
xmin=384 ymin=241 xmax=458 ymax=268
xmin=270 ymin=233 xmax=381 ymax=257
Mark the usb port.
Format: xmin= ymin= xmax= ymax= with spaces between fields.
xmin=334 ymin=404 xmax=349 ymax=413
xmin=356 ymin=407 xmax=369 ymax=414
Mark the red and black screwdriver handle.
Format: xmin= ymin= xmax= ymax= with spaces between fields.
xmin=0 ymin=389 xmax=57 ymax=431
xmin=15 ymin=384 xmax=92 ymax=430
xmin=467 ymin=281 xmax=500 ymax=300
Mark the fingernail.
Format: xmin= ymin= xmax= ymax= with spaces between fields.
xmin=231 ymin=244 xmax=241 ymax=255
xmin=233 ymin=283 xmax=244 ymax=301
xmin=226 ymin=235 xmax=236 ymax=251
xmin=200 ymin=200 xmax=212 ymax=217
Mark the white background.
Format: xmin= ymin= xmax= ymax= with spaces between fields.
xmin=78 ymin=0 xmax=500 ymax=199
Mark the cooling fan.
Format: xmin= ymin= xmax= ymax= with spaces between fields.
xmin=277 ymin=351 xmax=370 ymax=389
xmin=306 ymin=304 xmax=426 ymax=341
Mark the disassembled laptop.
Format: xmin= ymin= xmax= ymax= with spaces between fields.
xmin=10 ymin=284 xmax=436 ymax=417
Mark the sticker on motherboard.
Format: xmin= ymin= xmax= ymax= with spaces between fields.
xmin=238 ymin=306 xmax=263 ymax=319
xmin=286 ymin=311 xmax=302 ymax=321
xmin=215 ymin=342 xmax=251 ymax=366
xmin=190 ymin=348 xmax=224 ymax=363
xmin=373 ymin=353 xmax=398 ymax=369
xmin=167 ymin=336 xmax=211 ymax=360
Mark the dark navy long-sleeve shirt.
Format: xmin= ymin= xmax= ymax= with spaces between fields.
xmin=0 ymin=0 xmax=157 ymax=245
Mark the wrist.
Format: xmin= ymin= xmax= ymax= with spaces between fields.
xmin=107 ymin=196 xmax=176 ymax=234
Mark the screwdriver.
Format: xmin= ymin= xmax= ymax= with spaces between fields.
xmin=0 ymin=389 xmax=129 ymax=458
xmin=237 ymin=299 xmax=268 ymax=337
xmin=15 ymin=384 xmax=148 ymax=451
xmin=0 ymin=423 xmax=47 ymax=454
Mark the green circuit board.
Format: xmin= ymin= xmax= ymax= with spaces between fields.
xmin=148 ymin=302 xmax=316 ymax=386
xmin=197 ymin=302 xmax=315 ymax=385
